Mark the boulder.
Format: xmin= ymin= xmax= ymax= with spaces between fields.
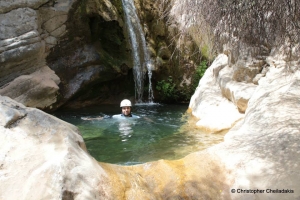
xmin=0 ymin=66 xmax=60 ymax=109
xmin=189 ymin=54 xmax=244 ymax=132
xmin=0 ymin=95 xmax=112 ymax=200
xmin=187 ymin=46 xmax=300 ymax=199
xmin=209 ymin=65 xmax=300 ymax=200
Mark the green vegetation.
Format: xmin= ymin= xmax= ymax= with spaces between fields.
xmin=156 ymin=60 xmax=208 ymax=102
xmin=194 ymin=60 xmax=208 ymax=81
xmin=184 ymin=60 xmax=208 ymax=100
xmin=156 ymin=76 xmax=178 ymax=102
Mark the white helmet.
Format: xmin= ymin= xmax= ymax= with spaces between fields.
xmin=120 ymin=99 xmax=132 ymax=107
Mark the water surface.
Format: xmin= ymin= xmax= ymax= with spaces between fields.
xmin=53 ymin=104 xmax=225 ymax=165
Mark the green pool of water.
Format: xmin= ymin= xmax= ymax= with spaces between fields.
xmin=53 ymin=103 xmax=224 ymax=165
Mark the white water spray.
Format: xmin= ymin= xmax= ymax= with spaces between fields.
xmin=121 ymin=0 xmax=154 ymax=103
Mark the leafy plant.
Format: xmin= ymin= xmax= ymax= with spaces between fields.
xmin=156 ymin=76 xmax=178 ymax=102
xmin=191 ymin=60 xmax=208 ymax=89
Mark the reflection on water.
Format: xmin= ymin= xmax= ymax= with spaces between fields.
xmin=118 ymin=120 xmax=134 ymax=141
xmin=52 ymin=104 xmax=225 ymax=165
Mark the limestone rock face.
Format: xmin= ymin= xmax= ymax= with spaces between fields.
xmin=188 ymin=43 xmax=300 ymax=197
xmin=189 ymin=41 xmax=300 ymax=132
xmin=0 ymin=66 xmax=60 ymax=109
xmin=0 ymin=0 xmax=75 ymax=109
xmin=210 ymin=65 xmax=300 ymax=200
xmin=132 ymin=0 xmax=201 ymax=102
xmin=189 ymin=54 xmax=245 ymax=132
xmin=0 ymin=8 xmax=44 ymax=86
xmin=0 ymin=0 xmax=48 ymax=13
xmin=0 ymin=95 xmax=111 ymax=200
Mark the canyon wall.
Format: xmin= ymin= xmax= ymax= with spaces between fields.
xmin=1 ymin=0 xmax=300 ymax=199
xmin=0 ymin=0 xmax=199 ymax=110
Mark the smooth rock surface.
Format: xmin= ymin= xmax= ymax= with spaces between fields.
xmin=210 ymin=66 xmax=300 ymax=200
xmin=188 ymin=46 xmax=300 ymax=199
xmin=218 ymin=65 xmax=257 ymax=112
xmin=0 ymin=95 xmax=111 ymax=200
xmin=189 ymin=54 xmax=244 ymax=132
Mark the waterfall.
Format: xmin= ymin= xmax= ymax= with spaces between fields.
xmin=122 ymin=0 xmax=154 ymax=103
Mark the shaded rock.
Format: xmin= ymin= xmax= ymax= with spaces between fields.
xmin=232 ymin=58 xmax=265 ymax=83
xmin=0 ymin=8 xmax=44 ymax=86
xmin=0 ymin=0 xmax=76 ymax=110
xmin=86 ymin=0 xmax=119 ymax=21
xmin=45 ymin=1 xmax=135 ymax=107
xmin=0 ymin=0 xmax=48 ymax=13
xmin=0 ymin=66 xmax=60 ymax=109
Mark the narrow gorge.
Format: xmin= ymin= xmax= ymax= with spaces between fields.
xmin=0 ymin=0 xmax=300 ymax=199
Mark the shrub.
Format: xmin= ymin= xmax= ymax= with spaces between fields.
xmin=156 ymin=76 xmax=178 ymax=102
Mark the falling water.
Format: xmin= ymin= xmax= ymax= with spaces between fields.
xmin=122 ymin=0 xmax=154 ymax=103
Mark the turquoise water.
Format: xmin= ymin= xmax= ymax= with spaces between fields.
xmin=53 ymin=104 xmax=224 ymax=165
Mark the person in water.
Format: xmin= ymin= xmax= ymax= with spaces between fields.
xmin=112 ymin=99 xmax=140 ymax=118
xmin=82 ymin=99 xmax=140 ymax=120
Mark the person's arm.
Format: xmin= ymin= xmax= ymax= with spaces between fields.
xmin=81 ymin=116 xmax=104 ymax=120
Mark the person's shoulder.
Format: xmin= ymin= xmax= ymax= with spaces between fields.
xmin=112 ymin=114 xmax=123 ymax=119
xmin=131 ymin=114 xmax=140 ymax=119
xmin=112 ymin=114 xmax=140 ymax=119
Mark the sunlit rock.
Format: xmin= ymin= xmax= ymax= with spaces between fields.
xmin=209 ymin=64 xmax=300 ymax=200
xmin=0 ymin=95 xmax=111 ymax=199
xmin=218 ymin=65 xmax=257 ymax=112
xmin=189 ymin=54 xmax=244 ymax=132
